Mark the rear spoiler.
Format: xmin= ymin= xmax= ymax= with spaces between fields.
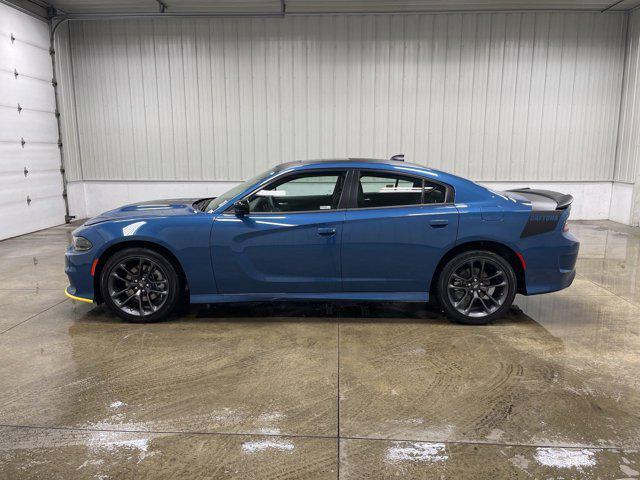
xmin=506 ymin=188 xmax=573 ymax=211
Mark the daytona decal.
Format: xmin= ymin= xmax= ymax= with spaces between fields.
xmin=520 ymin=210 xmax=562 ymax=238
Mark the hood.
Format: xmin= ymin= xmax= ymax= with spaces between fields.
xmin=84 ymin=198 xmax=201 ymax=226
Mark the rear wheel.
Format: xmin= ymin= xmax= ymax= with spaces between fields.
xmin=100 ymin=248 xmax=179 ymax=323
xmin=437 ymin=250 xmax=517 ymax=325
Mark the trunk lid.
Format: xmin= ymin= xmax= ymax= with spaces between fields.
xmin=502 ymin=188 xmax=573 ymax=238
xmin=504 ymin=188 xmax=573 ymax=211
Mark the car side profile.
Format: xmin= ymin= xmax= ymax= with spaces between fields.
xmin=65 ymin=158 xmax=579 ymax=325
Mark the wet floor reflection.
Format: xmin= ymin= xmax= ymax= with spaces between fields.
xmin=571 ymin=220 xmax=640 ymax=306
xmin=1 ymin=220 xmax=640 ymax=479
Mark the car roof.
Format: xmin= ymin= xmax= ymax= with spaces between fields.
xmin=269 ymin=158 xmax=494 ymax=203
xmin=274 ymin=158 xmax=436 ymax=173
xmin=273 ymin=158 xmax=471 ymax=186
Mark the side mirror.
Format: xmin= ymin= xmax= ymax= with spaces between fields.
xmin=233 ymin=199 xmax=250 ymax=216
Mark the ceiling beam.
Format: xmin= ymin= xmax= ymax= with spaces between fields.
xmin=601 ymin=0 xmax=629 ymax=12
xmin=0 ymin=0 xmax=50 ymax=19
xmin=56 ymin=12 xmax=284 ymax=19
xmin=43 ymin=0 xmax=640 ymax=19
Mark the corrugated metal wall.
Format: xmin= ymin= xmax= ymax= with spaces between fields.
xmin=58 ymin=12 xmax=627 ymax=183
xmin=615 ymin=9 xmax=640 ymax=184
xmin=55 ymin=22 xmax=83 ymax=183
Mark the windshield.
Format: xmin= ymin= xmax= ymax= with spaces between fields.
xmin=204 ymin=168 xmax=277 ymax=213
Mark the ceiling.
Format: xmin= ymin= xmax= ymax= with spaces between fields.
xmin=11 ymin=0 xmax=640 ymax=18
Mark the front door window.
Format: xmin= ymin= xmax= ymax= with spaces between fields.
xmin=247 ymin=172 xmax=346 ymax=213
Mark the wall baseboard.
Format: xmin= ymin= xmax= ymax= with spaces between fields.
xmin=67 ymin=180 xmax=631 ymax=224
xmin=67 ymin=181 xmax=240 ymax=219
xmin=481 ymin=181 xmax=614 ymax=221
xmin=609 ymin=182 xmax=634 ymax=225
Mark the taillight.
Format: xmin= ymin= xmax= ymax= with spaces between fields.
xmin=562 ymin=220 xmax=569 ymax=232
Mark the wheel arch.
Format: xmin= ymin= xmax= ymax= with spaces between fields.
xmin=430 ymin=240 xmax=526 ymax=301
xmin=93 ymin=240 xmax=189 ymax=304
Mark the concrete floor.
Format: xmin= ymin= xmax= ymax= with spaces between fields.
xmin=0 ymin=221 xmax=639 ymax=479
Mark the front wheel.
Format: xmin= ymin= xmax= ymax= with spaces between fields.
xmin=100 ymin=248 xmax=180 ymax=323
xmin=437 ymin=250 xmax=517 ymax=325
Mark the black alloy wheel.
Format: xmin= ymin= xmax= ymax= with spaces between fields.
xmin=437 ymin=250 xmax=517 ymax=325
xmin=100 ymin=248 xmax=179 ymax=322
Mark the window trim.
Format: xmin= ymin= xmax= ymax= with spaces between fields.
xmin=346 ymin=168 xmax=455 ymax=211
xmin=222 ymin=168 xmax=350 ymax=215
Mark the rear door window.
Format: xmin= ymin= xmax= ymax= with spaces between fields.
xmin=357 ymin=172 xmax=447 ymax=208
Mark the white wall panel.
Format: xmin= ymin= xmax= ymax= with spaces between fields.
xmin=483 ymin=181 xmax=614 ymax=220
xmin=67 ymin=180 xmax=241 ymax=218
xmin=59 ymin=12 xmax=626 ymax=183
xmin=610 ymin=182 xmax=633 ymax=224
xmin=615 ymin=9 xmax=640 ymax=226
xmin=66 ymin=179 xmax=614 ymax=220
xmin=0 ymin=3 xmax=65 ymax=240
xmin=615 ymin=9 xmax=640 ymax=184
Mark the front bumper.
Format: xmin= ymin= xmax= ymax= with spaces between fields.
xmin=65 ymin=245 xmax=96 ymax=302
xmin=65 ymin=285 xmax=93 ymax=303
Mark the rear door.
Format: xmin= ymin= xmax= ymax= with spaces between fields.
xmin=341 ymin=169 xmax=459 ymax=293
xmin=211 ymin=170 xmax=347 ymax=294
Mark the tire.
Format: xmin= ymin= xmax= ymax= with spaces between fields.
xmin=437 ymin=250 xmax=517 ymax=325
xmin=100 ymin=247 xmax=180 ymax=323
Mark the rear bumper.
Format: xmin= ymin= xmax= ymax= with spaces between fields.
xmin=522 ymin=232 xmax=579 ymax=295
xmin=525 ymin=268 xmax=576 ymax=295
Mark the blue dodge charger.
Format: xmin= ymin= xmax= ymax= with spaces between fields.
xmin=65 ymin=158 xmax=579 ymax=325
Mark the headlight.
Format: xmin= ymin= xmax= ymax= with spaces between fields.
xmin=72 ymin=236 xmax=93 ymax=251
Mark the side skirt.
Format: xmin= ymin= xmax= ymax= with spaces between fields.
xmin=190 ymin=291 xmax=429 ymax=304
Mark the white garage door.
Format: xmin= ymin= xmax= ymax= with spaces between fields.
xmin=0 ymin=3 xmax=65 ymax=240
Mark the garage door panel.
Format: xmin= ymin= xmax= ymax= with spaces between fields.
xmin=0 ymin=71 xmax=56 ymax=112
xmin=0 ymin=143 xmax=61 ymax=174
xmin=0 ymin=70 xmax=17 ymax=105
xmin=0 ymin=197 xmax=66 ymax=239
xmin=0 ymin=176 xmax=64 ymax=218
xmin=0 ymin=36 xmax=15 ymax=72
xmin=0 ymin=4 xmax=65 ymax=240
xmin=0 ymin=171 xmax=63 ymax=204
xmin=0 ymin=36 xmax=52 ymax=81
xmin=0 ymin=107 xmax=58 ymax=143
xmin=0 ymin=4 xmax=50 ymax=50
xmin=11 ymin=42 xmax=52 ymax=81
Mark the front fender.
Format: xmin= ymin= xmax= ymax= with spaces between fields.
xmin=91 ymin=216 xmax=217 ymax=296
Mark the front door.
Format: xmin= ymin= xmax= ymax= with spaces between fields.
xmin=341 ymin=170 xmax=459 ymax=293
xmin=210 ymin=170 xmax=347 ymax=294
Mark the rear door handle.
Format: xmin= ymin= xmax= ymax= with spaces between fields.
xmin=317 ymin=227 xmax=337 ymax=237
xmin=429 ymin=219 xmax=449 ymax=228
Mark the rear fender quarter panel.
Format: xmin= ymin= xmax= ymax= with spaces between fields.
xmin=455 ymin=200 xmax=530 ymax=250
xmin=92 ymin=216 xmax=216 ymax=295
xmin=456 ymin=201 xmax=578 ymax=295
xmin=515 ymin=208 xmax=579 ymax=287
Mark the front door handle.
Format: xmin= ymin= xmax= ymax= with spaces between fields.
xmin=429 ymin=219 xmax=449 ymax=228
xmin=317 ymin=227 xmax=337 ymax=237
